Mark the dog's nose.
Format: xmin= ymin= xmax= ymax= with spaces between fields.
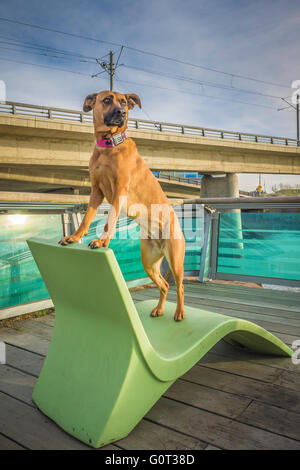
xmin=114 ymin=108 xmax=126 ymax=117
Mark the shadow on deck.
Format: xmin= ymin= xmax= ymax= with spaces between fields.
xmin=0 ymin=281 xmax=300 ymax=450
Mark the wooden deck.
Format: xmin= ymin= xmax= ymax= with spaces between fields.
xmin=1 ymin=281 xmax=300 ymax=450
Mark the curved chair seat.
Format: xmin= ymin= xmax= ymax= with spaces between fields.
xmin=27 ymin=238 xmax=292 ymax=448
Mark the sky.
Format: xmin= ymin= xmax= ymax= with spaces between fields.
xmin=0 ymin=0 xmax=300 ymax=192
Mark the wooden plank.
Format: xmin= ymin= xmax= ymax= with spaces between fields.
xmin=0 ymin=327 xmax=49 ymax=356
xmin=200 ymin=355 xmax=300 ymax=392
xmin=6 ymin=344 xmax=45 ymax=377
xmin=205 ymin=282 xmax=300 ymax=301
xmin=183 ymin=284 xmax=300 ymax=312
xmin=34 ymin=313 xmax=55 ymax=327
xmin=176 ymin=288 xmax=300 ymax=321
xmin=190 ymin=281 xmax=300 ymax=301
xmin=274 ymin=369 xmax=300 ymax=392
xmin=210 ymin=343 xmax=300 ymax=373
xmin=0 ymin=365 xmax=36 ymax=406
xmin=164 ymin=378 xmax=251 ymax=419
xmin=0 ymin=392 xmax=93 ymax=450
xmin=183 ymin=365 xmax=300 ymax=413
xmin=8 ymin=319 xmax=54 ymax=341
xmin=200 ymin=356 xmax=283 ymax=384
xmin=239 ymin=401 xmax=300 ymax=441
xmin=184 ymin=282 xmax=300 ymax=306
xmin=116 ymin=419 xmax=207 ymax=450
xmin=0 ymin=433 xmax=26 ymax=450
xmin=146 ymin=397 xmax=300 ymax=450
xmin=199 ymin=348 xmax=300 ymax=378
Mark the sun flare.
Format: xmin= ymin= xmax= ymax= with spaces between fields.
xmin=7 ymin=214 xmax=28 ymax=225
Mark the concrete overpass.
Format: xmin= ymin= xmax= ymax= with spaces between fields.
xmin=0 ymin=101 xmax=299 ymax=198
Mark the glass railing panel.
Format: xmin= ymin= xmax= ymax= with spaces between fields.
xmin=217 ymin=212 xmax=300 ymax=280
xmin=0 ymin=214 xmax=63 ymax=308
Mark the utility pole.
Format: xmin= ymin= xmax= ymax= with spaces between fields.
xmin=109 ymin=51 xmax=114 ymax=91
xmin=297 ymin=94 xmax=299 ymax=142
xmin=278 ymin=94 xmax=300 ymax=145
xmin=92 ymin=47 xmax=124 ymax=92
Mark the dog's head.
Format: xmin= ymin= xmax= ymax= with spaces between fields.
xmin=83 ymin=90 xmax=141 ymax=136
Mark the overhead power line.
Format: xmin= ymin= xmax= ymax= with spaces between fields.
xmin=122 ymin=64 xmax=283 ymax=100
xmin=123 ymin=46 xmax=290 ymax=90
xmin=0 ymin=54 xmax=275 ymax=110
xmin=0 ymin=56 xmax=100 ymax=77
xmin=0 ymin=16 xmax=291 ymax=90
xmin=0 ymin=35 xmax=98 ymax=60
xmin=0 ymin=55 xmax=276 ymax=111
xmin=0 ymin=16 xmax=122 ymax=48
xmin=114 ymin=76 xmax=275 ymax=110
xmin=0 ymin=43 xmax=96 ymax=64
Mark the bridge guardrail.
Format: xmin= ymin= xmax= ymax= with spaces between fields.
xmin=156 ymin=173 xmax=201 ymax=186
xmin=0 ymin=101 xmax=299 ymax=147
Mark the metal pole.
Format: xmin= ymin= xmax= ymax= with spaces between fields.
xmin=109 ymin=51 xmax=114 ymax=91
xmin=297 ymin=94 xmax=299 ymax=145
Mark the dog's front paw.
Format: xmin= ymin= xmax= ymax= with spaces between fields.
xmin=58 ymin=235 xmax=80 ymax=245
xmin=174 ymin=309 xmax=185 ymax=321
xmin=88 ymin=238 xmax=109 ymax=249
xmin=150 ymin=307 xmax=164 ymax=317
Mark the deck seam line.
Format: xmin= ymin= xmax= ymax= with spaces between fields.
xmin=0 ymin=389 xmax=35 ymax=409
xmin=179 ymin=376 xmax=300 ymax=415
xmin=5 ymin=362 xmax=39 ymax=379
xmin=0 ymin=430 xmax=29 ymax=450
xmin=143 ymin=417 xmax=216 ymax=450
xmin=199 ymin=351 xmax=300 ymax=375
xmin=2 ymin=341 xmax=47 ymax=357
xmin=198 ymin=363 xmax=288 ymax=388
xmin=162 ymin=395 xmax=300 ymax=444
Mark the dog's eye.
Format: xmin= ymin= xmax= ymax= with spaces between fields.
xmin=103 ymin=98 xmax=111 ymax=104
xmin=121 ymin=100 xmax=126 ymax=106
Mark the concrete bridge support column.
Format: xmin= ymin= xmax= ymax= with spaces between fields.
xmin=200 ymin=173 xmax=239 ymax=199
xmin=200 ymin=173 xmax=244 ymax=279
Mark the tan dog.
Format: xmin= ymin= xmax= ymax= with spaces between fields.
xmin=59 ymin=90 xmax=185 ymax=321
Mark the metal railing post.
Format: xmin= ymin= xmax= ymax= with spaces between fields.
xmin=208 ymin=212 xmax=220 ymax=280
xmin=199 ymin=208 xmax=212 ymax=282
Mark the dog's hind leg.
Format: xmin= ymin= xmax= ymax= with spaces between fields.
xmin=141 ymin=239 xmax=169 ymax=317
xmin=164 ymin=237 xmax=185 ymax=321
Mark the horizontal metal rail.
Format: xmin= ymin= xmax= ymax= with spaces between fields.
xmin=181 ymin=196 xmax=300 ymax=209
xmin=156 ymin=174 xmax=201 ymax=186
xmin=1 ymin=101 xmax=299 ymax=147
xmin=0 ymin=201 xmax=88 ymax=214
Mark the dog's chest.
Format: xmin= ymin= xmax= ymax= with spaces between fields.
xmin=93 ymin=163 xmax=115 ymax=203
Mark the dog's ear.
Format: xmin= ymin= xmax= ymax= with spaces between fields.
xmin=83 ymin=93 xmax=98 ymax=112
xmin=125 ymin=94 xmax=141 ymax=110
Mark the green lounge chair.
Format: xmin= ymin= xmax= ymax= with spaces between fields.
xmin=27 ymin=238 xmax=292 ymax=448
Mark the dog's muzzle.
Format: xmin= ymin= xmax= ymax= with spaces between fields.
xmin=104 ymin=108 xmax=126 ymax=127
